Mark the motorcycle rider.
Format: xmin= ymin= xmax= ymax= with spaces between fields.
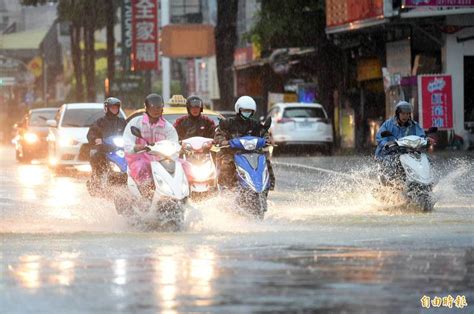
xmin=123 ymin=93 xmax=178 ymax=193
xmin=214 ymin=95 xmax=275 ymax=190
xmin=173 ymin=96 xmax=216 ymax=140
xmin=87 ymin=97 xmax=126 ymax=180
xmin=375 ymin=100 xmax=434 ymax=160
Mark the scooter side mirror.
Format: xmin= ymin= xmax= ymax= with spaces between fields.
xmin=380 ymin=131 xmax=393 ymax=138
xmin=426 ymin=127 xmax=438 ymax=134
xmin=131 ymin=126 xmax=143 ymax=139
xmin=263 ymin=116 xmax=272 ymax=130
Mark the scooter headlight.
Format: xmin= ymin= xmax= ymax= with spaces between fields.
xmin=240 ymin=138 xmax=258 ymax=150
xmin=160 ymin=142 xmax=179 ymax=158
xmin=112 ymin=137 xmax=125 ymax=148
xmin=24 ymin=132 xmax=39 ymax=144
xmin=202 ymin=141 xmax=213 ymax=151
xmin=182 ymin=143 xmax=193 ymax=152
xmin=262 ymin=166 xmax=269 ymax=188
xmin=109 ymin=161 xmax=121 ymax=173
xmin=155 ymin=177 xmax=174 ymax=196
xmin=191 ymin=162 xmax=214 ymax=181
xmin=115 ymin=150 xmax=125 ymax=158
xmin=404 ymin=166 xmax=423 ymax=182
xmin=236 ymin=165 xmax=257 ymax=191
xmin=182 ymin=179 xmax=189 ymax=195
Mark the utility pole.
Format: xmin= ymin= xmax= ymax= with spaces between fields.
xmin=161 ymin=0 xmax=170 ymax=102
xmin=42 ymin=52 xmax=48 ymax=107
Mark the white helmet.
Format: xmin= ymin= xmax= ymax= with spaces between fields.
xmin=234 ymin=96 xmax=257 ymax=114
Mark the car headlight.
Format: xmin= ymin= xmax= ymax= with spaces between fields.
xmin=59 ymin=136 xmax=77 ymax=147
xmin=24 ymin=133 xmax=39 ymax=143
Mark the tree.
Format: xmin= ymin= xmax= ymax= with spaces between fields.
xmin=105 ymin=0 xmax=116 ymax=93
xmin=247 ymin=0 xmax=343 ymax=119
xmin=22 ymin=0 xmax=114 ymax=102
xmin=215 ymin=0 xmax=238 ymax=110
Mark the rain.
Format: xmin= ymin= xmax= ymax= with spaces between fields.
xmin=1 ymin=0 xmax=473 ymax=313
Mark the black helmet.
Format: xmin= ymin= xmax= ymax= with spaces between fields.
xmin=104 ymin=97 xmax=121 ymax=115
xmin=395 ymin=101 xmax=412 ymax=117
xmin=186 ymin=95 xmax=203 ymax=115
xmin=144 ymin=93 xmax=164 ymax=110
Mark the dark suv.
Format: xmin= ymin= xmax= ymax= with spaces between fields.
xmin=13 ymin=107 xmax=58 ymax=162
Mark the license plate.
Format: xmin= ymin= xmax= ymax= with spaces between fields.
xmin=298 ymin=122 xmax=312 ymax=128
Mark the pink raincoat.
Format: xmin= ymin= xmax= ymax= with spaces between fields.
xmin=123 ymin=114 xmax=178 ymax=184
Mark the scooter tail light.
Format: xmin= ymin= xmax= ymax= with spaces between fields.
xmin=276 ymin=118 xmax=295 ymax=124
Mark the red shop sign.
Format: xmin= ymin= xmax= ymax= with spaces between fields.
xmin=404 ymin=0 xmax=474 ymax=7
xmin=418 ymin=75 xmax=453 ymax=129
xmin=131 ymin=0 xmax=159 ymax=71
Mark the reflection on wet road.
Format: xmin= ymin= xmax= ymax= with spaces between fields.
xmin=0 ymin=146 xmax=473 ymax=313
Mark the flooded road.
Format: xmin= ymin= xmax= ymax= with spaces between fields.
xmin=1 ymin=145 xmax=473 ymax=313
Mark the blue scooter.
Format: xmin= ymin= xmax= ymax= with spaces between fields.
xmin=86 ymin=135 xmax=127 ymax=197
xmin=226 ymin=118 xmax=272 ymax=219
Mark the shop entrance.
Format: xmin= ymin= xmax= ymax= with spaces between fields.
xmin=464 ymin=56 xmax=474 ymax=126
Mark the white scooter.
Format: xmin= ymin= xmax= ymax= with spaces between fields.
xmin=114 ymin=127 xmax=189 ymax=230
xmin=181 ymin=137 xmax=218 ymax=200
xmin=376 ymin=128 xmax=437 ymax=211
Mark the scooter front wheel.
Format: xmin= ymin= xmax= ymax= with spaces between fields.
xmin=238 ymin=190 xmax=267 ymax=220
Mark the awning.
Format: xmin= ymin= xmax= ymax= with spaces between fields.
xmin=325 ymin=16 xmax=388 ymax=35
xmin=0 ymin=28 xmax=49 ymax=50
xmin=234 ymin=58 xmax=268 ymax=70
xmin=401 ymin=7 xmax=474 ymax=18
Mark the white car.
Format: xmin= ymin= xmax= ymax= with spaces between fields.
xmin=268 ymin=103 xmax=333 ymax=154
xmin=46 ymin=103 xmax=126 ymax=171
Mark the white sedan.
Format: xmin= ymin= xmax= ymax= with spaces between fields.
xmin=268 ymin=103 xmax=334 ymax=155
xmin=46 ymin=103 xmax=126 ymax=171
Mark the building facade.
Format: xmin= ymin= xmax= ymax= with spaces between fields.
xmin=326 ymin=0 xmax=474 ymax=148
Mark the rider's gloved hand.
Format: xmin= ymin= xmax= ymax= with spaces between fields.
xmin=217 ymin=140 xmax=229 ymax=147
xmin=427 ymin=136 xmax=437 ymax=146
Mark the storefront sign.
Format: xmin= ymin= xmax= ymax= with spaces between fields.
xmin=121 ymin=0 xmax=133 ymax=71
xmin=131 ymin=0 xmax=159 ymax=71
xmin=418 ymin=75 xmax=453 ymax=129
xmin=161 ymin=25 xmax=215 ymax=58
xmin=403 ymin=0 xmax=474 ymax=7
xmin=357 ymin=58 xmax=382 ymax=82
xmin=326 ymin=0 xmax=384 ymax=27
xmin=110 ymin=77 xmax=142 ymax=93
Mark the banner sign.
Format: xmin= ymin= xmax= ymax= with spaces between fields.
xmin=121 ymin=0 xmax=133 ymax=71
xmin=418 ymin=75 xmax=453 ymax=129
xmin=131 ymin=0 xmax=159 ymax=71
xmin=187 ymin=59 xmax=196 ymax=95
xmin=403 ymin=0 xmax=474 ymax=6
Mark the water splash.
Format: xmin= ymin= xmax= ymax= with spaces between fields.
xmin=2 ymin=155 xmax=472 ymax=234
